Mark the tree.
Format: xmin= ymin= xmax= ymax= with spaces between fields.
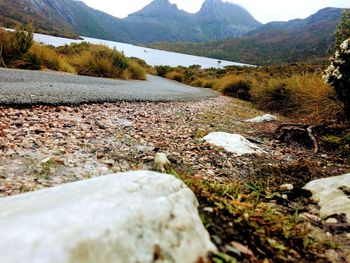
xmin=335 ymin=9 xmax=350 ymax=50
xmin=217 ymin=60 xmax=222 ymax=68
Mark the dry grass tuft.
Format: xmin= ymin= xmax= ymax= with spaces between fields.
xmin=214 ymin=75 xmax=255 ymax=101
xmin=251 ymin=73 xmax=340 ymax=121
xmin=165 ymin=71 xmax=184 ymax=82
xmin=67 ymin=44 xmax=146 ymax=80
xmin=125 ymin=61 xmax=147 ymax=80
xmin=19 ymin=43 xmax=75 ymax=73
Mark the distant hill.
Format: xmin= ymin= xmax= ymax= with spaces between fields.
xmin=0 ymin=0 xmax=261 ymax=43
xmin=150 ymin=8 xmax=345 ymax=65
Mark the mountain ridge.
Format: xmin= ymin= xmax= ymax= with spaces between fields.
xmin=0 ymin=0 xmax=262 ymax=43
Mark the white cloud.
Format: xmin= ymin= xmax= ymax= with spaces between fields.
xmin=81 ymin=0 xmax=350 ymax=23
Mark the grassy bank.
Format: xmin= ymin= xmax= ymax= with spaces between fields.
xmin=0 ymin=27 xmax=146 ymax=80
xmin=155 ymin=64 xmax=341 ymax=122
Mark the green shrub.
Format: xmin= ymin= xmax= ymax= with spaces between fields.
xmin=56 ymin=42 xmax=93 ymax=56
xmin=323 ymin=38 xmax=350 ymax=118
xmin=0 ymin=24 xmax=33 ymax=66
xmin=10 ymin=24 xmax=33 ymax=54
xmin=155 ymin=65 xmax=172 ymax=77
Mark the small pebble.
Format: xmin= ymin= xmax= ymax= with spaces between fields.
xmin=279 ymin=184 xmax=294 ymax=191
xmin=325 ymin=218 xmax=338 ymax=224
xmin=203 ymin=207 xmax=214 ymax=213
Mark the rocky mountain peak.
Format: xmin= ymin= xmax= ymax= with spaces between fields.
xmin=132 ymin=0 xmax=181 ymax=17
xmin=197 ymin=0 xmax=261 ymax=26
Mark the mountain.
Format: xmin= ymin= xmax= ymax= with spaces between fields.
xmin=150 ymin=8 xmax=345 ymax=65
xmin=0 ymin=0 xmax=261 ymax=42
xmin=196 ymin=0 xmax=261 ymax=39
xmin=122 ymin=0 xmax=203 ymax=43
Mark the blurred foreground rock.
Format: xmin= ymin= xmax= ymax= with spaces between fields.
xmin=0 ymin=171 xmax=216 ymax=263
xmin=304 ymin=173 xmax=350 ymax=223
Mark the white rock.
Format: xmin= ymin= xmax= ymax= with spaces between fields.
xmin=0 ymin=171 xmax=216 ymax=263
xmin=304 ymin=173 xmax=350 ymax=223
xmin=203 ymin=132 xmax=260 ymax=155
xmin=245 ymin=114 xmax=278 ymax=123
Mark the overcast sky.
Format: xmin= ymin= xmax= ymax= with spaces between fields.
xmin=82 ymin=0 xmax=349 ymax=23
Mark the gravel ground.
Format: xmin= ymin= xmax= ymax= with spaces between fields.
xmin=1 ymin=96 xmax=348 ymax=196
xmin=0 ymin=68 xmax=217 ymax=105
xmin=1 ymin=95 xmax=350 ymax=261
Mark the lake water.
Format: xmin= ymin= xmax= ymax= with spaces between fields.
xmin=33 ymin=33 xmax=251 ymax=68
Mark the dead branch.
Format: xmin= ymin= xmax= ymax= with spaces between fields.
xmin=307 ymin=126 xmax=319 ymax=154
xmin=275 ymin=124 xmax=319 ymax=154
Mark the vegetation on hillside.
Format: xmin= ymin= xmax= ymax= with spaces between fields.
xmin=0 ymin=28 xmax=146 ymax=80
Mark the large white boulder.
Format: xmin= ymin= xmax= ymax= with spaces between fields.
xmin=304 ymin=173 xmax=350 ymax=223
xmin=0 ymin=171 xmax=216 ymax=263
xmin=203 ymin=132 xmax=260 ymax=155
